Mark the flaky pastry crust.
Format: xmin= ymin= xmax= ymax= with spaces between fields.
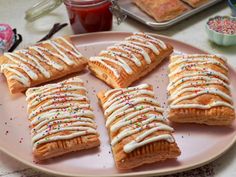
xmin=98 ymin=84 xmax=181 ymax=169
xmin=26 ymin=76 xmax=100 ymax=161
xmin=168 ymin=54 xmax=235 ymax=125
xmin=89 ymin=32 xmax=173 ymax=88
xmin=0 ymin=37 xmax=87 ymax=94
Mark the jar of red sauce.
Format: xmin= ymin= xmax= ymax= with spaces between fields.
xmin=25 ymin=0 xmax=114 ymax=34
xmin=64 ymin=0 xmax=113 ymax=34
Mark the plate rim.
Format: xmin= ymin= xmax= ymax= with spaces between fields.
xmin=0 ymin=31 xmax=235 ymax=177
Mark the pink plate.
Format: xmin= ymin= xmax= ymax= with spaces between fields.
xmin=0 ymin=32 xmax=235 ymax=177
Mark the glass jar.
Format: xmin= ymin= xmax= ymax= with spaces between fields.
xmin=25 ymin=0 xmax=125 ymax=34
xmin=25 ymin=0 xmax=113 ymax=34
xmin=64 ymin=0 xmax=112 ymax=34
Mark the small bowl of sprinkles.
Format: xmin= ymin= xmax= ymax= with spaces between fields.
xmin=206 ymin=16 xmax=236 ymax=46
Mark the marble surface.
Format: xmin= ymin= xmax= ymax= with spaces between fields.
xmin=0 ymin=0 xmax=236 ymax=176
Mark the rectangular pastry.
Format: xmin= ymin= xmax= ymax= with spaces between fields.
xmin=0 ymin=36 xmax=87 ymax=94
xmin=26 ymin=76 xmax=100 ymax=161
xmin=182 ymin=0 xmax=208 ymax=8
xmin=133 ymin=0 xmax=189 ymax=22
xmin=168 ymin=54 xmax=235 ymax=125
xmin=89 ymin=32 xmax=173 ymax=88
xmin=97 ymin=84 xmax=181 ymax=169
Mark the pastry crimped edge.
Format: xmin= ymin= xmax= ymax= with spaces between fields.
xmin=34 ymin=134 xmax=100 ymax=161
xmin=168 ymin=107 xmax=235 ymax=125
xmin=97 ymin=85 xmax=181 ymax=169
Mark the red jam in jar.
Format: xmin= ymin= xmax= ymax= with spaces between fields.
xmin=64 ymin=0 xmax=113 ymax=34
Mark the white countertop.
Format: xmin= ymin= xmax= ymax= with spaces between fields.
xmin=0 ymin=0 xmax=236 ymax=176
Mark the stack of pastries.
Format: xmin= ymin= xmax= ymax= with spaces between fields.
xmin=0 ymin=32 xmax=235 ymax=170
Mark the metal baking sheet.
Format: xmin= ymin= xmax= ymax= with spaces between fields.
xmin=119 ymin=0 xmax=224 ymax=30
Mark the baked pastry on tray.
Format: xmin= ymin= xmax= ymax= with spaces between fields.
xmin=26 ymin=76 xmax=100 ymax=161
xmin=97 ymin=84 xmax=181 ymax=169
xmin=133 ymin=0 xmax=189 ymax=22
xmin=168 ymin=54 xmax=235 ymax=125
xmin=89 ymin=32 xmax=173 ymax=88
xmin=0 ymin=36 xmax=87 ymax=94
xmin=182 ymin=0 xmax=208 ymax=8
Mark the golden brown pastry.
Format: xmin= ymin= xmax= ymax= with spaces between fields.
xmin=182 ymin=0 xmax=208 ymax=8
xmin=97 ymin=84 xmax=181 ymax=169
xmin=0 ymin=36 xmax=87 ymax=94
xmin=133 ymin=0 xmax=189 ymax=22
xmin=168 ymin=54 xmax=235 ymax=125
xmin=89 ymin=32 xmax=173 ymax=88
xmin=26 ymin=76 xmax=100 ymax=161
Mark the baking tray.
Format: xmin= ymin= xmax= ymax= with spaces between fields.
xmin=119 ymin=0 xmax=224 ymax=30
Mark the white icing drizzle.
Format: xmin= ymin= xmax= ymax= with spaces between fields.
xmin=53 ymin=41 xmax=82 ymax=59
xmin=29 ymin=46 xmax=63 ymax=70
xmin=169 ymin=66 xmax=229 ymax=82
xmin=26 ymin=80 xmax=84 ymax=100
xmin=167 ymin=76 xmax=229 ymax=92
xmin=58 ymin=37 xmax=83 ymax=58
xmin=91 ymin=56 xmax=132 ymax=74
xmin=104 ymin=89 xmax=154 ymax=109
xmin=32 ymin=126 xmax=96 ymax=145
xmin=118 ymin=41 xmax=151 ymax=64
xmin=171 ymin=74 xmax=229 ymax=96
xmin=1 ymin=65 xmax=30 ymax=86
xmin=106 ymin=47 xmax=142 ymax=66
xmin=169 ymin=56 xmax=228 ymax=70
xmin=32 ymin=116 xmax=95 ymax=135
xmin=90 ymin=33 xmax=167 ymax=78
xmin=0 ymin=37 xmax=83 ymax=88
xmin=17 ymin=50 xmax=51 ymax=78
xmin=29 ymin=92 xmax=87 ymax=108
xmin=4 ymin=53 xmax=38 ymax=80
xmin=26 ymin=77 xmax=97 ymax=149
xmin=106 ymin=104 xmax=163 ymax=127
xmin=33 ymin=131 xmax=96 ymax=149
xmin=124 ymin=134 xmax=174 ymax=153
xmin=169 ymin=68 xmax=229 ymax=83
xmin=172 ymin=54 xmax=227 ymax=62
xmin=110 ymin=114 xmax=166 ymax=132
xmin=169 ymin=87 xmax=232 ymax=105
xmin=111 ymin=122 xmax=173 ymax=146
xmin=31 ymin=106 xmax=93 ymax=125
xmin=134 ymin=32 xmax=167 ymax=49
xmin=104 ymin=83 xmax=149 ymax=97
xmin=125 ymin=37 xmax=160 ymax=55
xmin=90 ymin=57 xmax=120 ymax=78
xmin=168 ymin=55 xmax=233 ymax=110
xmin=104 ymin=97 xmax=160 ymax=116
xmin=29 ymin=95 xmax=89 ymax=119
xmin=43 ymin=40 xmax=74 ymax=65
xmin=170 ymin=101 xmax=234 ymax=109
xmin=100 ymin=50 xmax=139 ymax=72
xmin=103 ymin=84 xmax=175 ymax=153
